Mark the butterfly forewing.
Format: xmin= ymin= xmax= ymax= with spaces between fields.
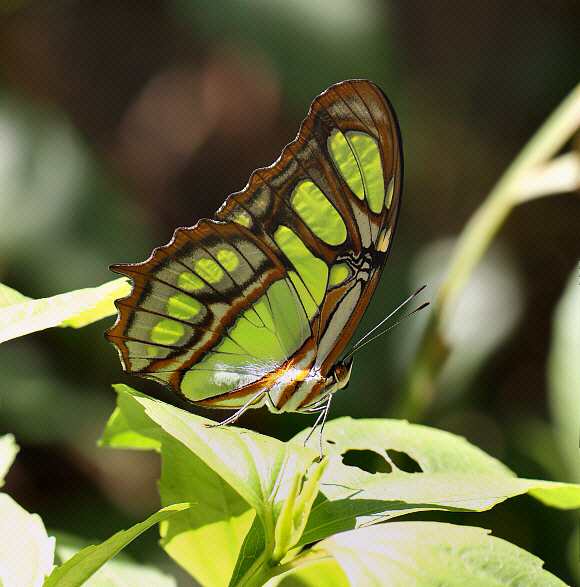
xmin=106 ymin=79 xmax=402 ymax=413
xmin=215 ymin=80 xmax=402 ymax=375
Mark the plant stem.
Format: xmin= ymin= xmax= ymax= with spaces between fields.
xmin=403 ymin=81 xmax=580 ymax=419
xmin=437 ymin=81 xmax=580 ymax=318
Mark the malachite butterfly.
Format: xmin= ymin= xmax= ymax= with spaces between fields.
xmin=106 ymin=79 xmax=403 ymax=438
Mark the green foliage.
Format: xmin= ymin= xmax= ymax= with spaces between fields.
xmin=55 ymin=540 xmax=179 ymax=587
xmin=0 ymin=278 xmax=130 ymax=344
xmin=96 ymin=386 xmax=578 ymax=587
xmin=0 ymin=492 xmax=55 ymax=587
xmin=0 ymin=65 xmax=578 ymax=587
xmin=3 ymin=369 xmax=576 ymax=585
xmin=0 ymin=434 xmax=189 ymax=587
xmin=298 ymin=522 xmax=570 ymax=587
xmin=44 ymin=503 xmax=191 ymax=587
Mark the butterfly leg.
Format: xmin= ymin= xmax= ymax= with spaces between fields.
xmin=205 ymin=389 xmax=269 ymax=428
xmin=302 ymin=394 xmax=333 ymax=459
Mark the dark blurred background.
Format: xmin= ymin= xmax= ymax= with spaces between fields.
xmin=1 ymin=1 xmax=578 ymax=584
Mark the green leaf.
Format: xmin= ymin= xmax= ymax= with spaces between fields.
xmin=43 ymin=503 xmax=191 ymax=587
xmin=272 ymin=458 xmax=329 ymax=563
xmin=315 ymin=521 xmax=569 ymax=586
xmin=292 ymin=418 xmax=580 ymax=544
xmin=0 ymin=278 xmax=131 ymax=343
xmin=100 ymin=385 xmax=319 ymax=587
xmin=124 ymin=389 xmax=314 ymax=515
xmin=98 ymin=385 xmax=165 ymax=451
xmin=100 ymin=385 xmax=259 ymax=587
xmin=229 ymin=516 xmax=267 ymax=587
xmin=0 ymin=493 xmax=55 ymax=587
xmin=0 ymin=434 xmax=19 ymax=486
xmin=266 ymin=559 xmax=349 ymax=587
xmin=0 ymin=283 xmax=32 ymax=308
xmin=158 ymin=432 xmax=256 ymax=587
xmin=54 ymin=536 xmax=178 ymax=587
xmin=100 ymin=388 xmax=580 ymax=587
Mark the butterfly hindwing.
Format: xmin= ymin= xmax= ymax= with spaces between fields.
xmin=108 ymin=221 xmax=311 ymax=405
xmin=106 ymin=79 xmax=402 ymax=412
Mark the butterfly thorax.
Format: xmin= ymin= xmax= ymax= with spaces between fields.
xmin=195 ymin=339 xmax=354 ymax=414
xmin=264 ymin=357 xmax=354 ymax=414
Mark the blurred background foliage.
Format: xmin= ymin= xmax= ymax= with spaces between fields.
xmin=0 ymin=1 xmax=578 ymax=585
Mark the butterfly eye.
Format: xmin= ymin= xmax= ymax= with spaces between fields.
xmin=332 ymin=361 xmax=353 ymax=390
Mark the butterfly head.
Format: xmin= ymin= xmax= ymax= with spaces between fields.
xmin=331 ymin=357 xmax=354 ymax=392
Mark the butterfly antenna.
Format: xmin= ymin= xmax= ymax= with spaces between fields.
xmin=343 ymin=285 xmax=429 ymax=361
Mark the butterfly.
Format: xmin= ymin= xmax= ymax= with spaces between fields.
xmin=106 ymin=79 xmax=403 ymax=449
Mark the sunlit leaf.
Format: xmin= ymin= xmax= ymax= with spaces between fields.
xmin=0 ymin=278 xmax=131 ymax=343
xmin=0 ymin=434 xmax=19 ymax=486
xmin=100 ymin=385 xmax=317 ymax=587
xmin=54 ymin=537 xmax=178 ymax=587
xmin=100 ymin=386 xmax=580 ymax=587
xmin=317 ymin=521 xmax=569 ymax=586
xmin=0 ymin=493 xmax=55 ymax=587
xmin=0 ymin=283 xmax=32 ymax=308
xmin=44 ymin=503 xmax=190 ymax=587
xmin=292 ymin=417 xmax=580 ymax=544
xmin=266 ymin=559 xmax=349 ymax=587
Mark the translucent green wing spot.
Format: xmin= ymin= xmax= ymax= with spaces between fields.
xmin=274 ymin=226 xmax=328 ymax=307
xmin=328 ymin=264 xmax=352 ymax=287
xmin=290 ymin=180 xmax=347 ymax=245
xmin=106 ymin=79 xmax=402 ymax=413
xmin=328 ymin=130 xmax=385 ymax=214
